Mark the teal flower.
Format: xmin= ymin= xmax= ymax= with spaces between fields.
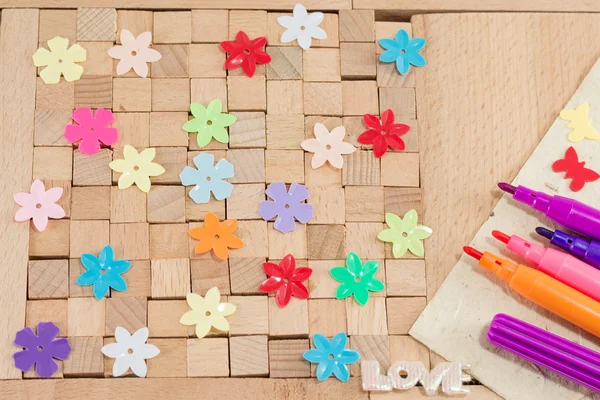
xmin=180 ymin=153 xmax=234 ymax=204
xmin=182 ymin=99 xmax=236 ymax=148
xmin=76 ymin=245 xmax=131 ymax=299
xmin=303 ymin=333 xmax=360 ymax=382
xmin=329 ymin=252 xmax=384 ymax=305
xmin=379 ymin=29 xmax=426 ymax=75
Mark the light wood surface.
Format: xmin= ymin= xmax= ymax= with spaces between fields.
xmin=355 ymin=0 xmax=600 ymax=12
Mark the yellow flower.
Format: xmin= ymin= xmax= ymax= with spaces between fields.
xmin=180 ymin=288 xmax=236 ymax=339
xmin=33 ymin=37 xmax=86 ymax=84
xmin=109 ymin=145 xmax=165 ymax=193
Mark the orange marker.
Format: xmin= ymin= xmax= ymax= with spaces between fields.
xmin=463 ymin=246 xmax=600 ymax=338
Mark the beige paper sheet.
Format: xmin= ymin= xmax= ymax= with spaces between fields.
xmin=410 ymin=58 xmax=600 ymax=399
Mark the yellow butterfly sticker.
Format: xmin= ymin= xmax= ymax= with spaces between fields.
xmin=559 ymin=102 xmax=600 ymax=142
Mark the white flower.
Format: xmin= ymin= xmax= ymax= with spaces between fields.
xmin=108 ymin=30 xmax=162 ymax=78
xmin=278 ymin=3 xmax=327 ymax=50
xmin=101 ymin=327 xmax=159 ymax=377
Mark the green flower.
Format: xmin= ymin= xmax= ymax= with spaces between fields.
xmin=330 ymin=252 xmax=384 ymax=305
xmin=377 ymin=210 xmax=432 ymax=258
xmin=182 ymin=99 xmax=236 ymax=148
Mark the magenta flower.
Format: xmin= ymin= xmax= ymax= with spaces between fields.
xmin=258 ymin=182 xmax=313 ymax=233
xmin=13 ymin=322 xmax=71 ymax=378
xmin=14 ymin=179 xmax=65 ymax=232
xmin=64 ymin=107 xmax=118 ymax=155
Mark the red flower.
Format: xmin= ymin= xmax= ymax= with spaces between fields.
xmin=259 ymin=254 xmax=312 ymax=308
xmin=357 ymin=109 xmax=410 ymax=158
xmin=220 ymin=31 xmax=272 ymax=78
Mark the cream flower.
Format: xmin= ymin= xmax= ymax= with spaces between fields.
xmin=108 ymin=30 xmax=162 ymax=78
xmin=180 ymin=288 xmax=236 ymax=339
xmin=32 ymin=36 xmax=86 ymax=84
xmin=109 ymin=145 xmax=165 ymax=193
xmin=278 ymin=3 xmax=327 ymax=50
xmin=301 ymin=123 xmax=356 ymax=169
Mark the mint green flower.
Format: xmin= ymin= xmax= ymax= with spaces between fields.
xmin=377 ymin=210 xmax=432 ymax=258
xmin=182 ymin=99 xmax=236 ymax=148
xmin=330 ymin=252 xmax=384 ymax=306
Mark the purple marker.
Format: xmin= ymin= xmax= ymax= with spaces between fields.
xmin=536 ymin=227 xmax=600 ymax=270
xmin=498 ymin=183 xmax=600 ymax=241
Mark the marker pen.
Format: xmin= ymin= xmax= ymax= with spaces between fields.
xmin=536 ymin=227 xmax=600 ymax=270
xmin=498 ymin=182 xmax=600 ymax=241
xmin=492 ymin=230 xmax=600 ymax=302
xmin=463 ymin=246 xmax=600 ymax=338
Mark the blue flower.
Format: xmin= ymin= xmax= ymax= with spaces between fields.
xmin=379 ymin=29 xmax=426 ymax=75
xmin=76 ymin=245 xmax=131 ymax=299
xmin=303 ymin=332 xmax=360 ymax=382
xmin=180 ymin=153 xmax=234 ymax=204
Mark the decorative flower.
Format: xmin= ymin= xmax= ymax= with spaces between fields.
xmin=182 ymin=100 xmax=237 ymax=148
xmin=14 ymin=179 xmax=65 ymax=232
xmin=13 ymin=322 xmax=71 ymax=378
xmin=33 ymin=36 xmax=86 ymax=84
xmin=278 ymin=3 xmax=327 ymax=50
xmin=330 ymin=252 xmax=384 ymax=305
xmin=259 ymin=254 xmax=312 ymax=308
xmin=109 ymin=145 xmax=165 ymax=193
xmin=189 ymin=212 xmax=244 ymax=260
xmin=220 ymin=31 xmax=271 ymax=78
xmin=377 ymin=210 xmax=432 ymax=257
xmin=64 ymin=107 xmax=118 ymax=155
xmin=358 ymin=109 xmax=410 ymax=158
xmin=301 ymin=123 xmax=356 ymax=169
xmin=101 ymin=327 xmax=159 ymax=377
xmin=259 ymin=182 xmax=313 ymax=233
xmin=303 ymin=333 xmax=360 ymax=382
xmin=379 ymin=29 xmax=426 ymax=75
xmin=180 ymin=153 xmax=234 ymax=204
xmin=108 ymin=30 xmax=162 ymax=78
xmin=180 ymin=288 xmax=236 ymax=339
xmin=76 ymin=245 xmax=131 ymax=300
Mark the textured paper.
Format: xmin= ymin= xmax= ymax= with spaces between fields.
xmin=410 ymin=58 xmax=600 ymax=400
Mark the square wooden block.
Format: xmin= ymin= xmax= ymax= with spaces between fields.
xmin=146 ymin=338 xmax=187 ymax=377
xmin=189 ymin=44 xmax=225 ymax=78
xmin=229 ymin=220 xmax=268 ymax=259
xmin=307 ymin=260 xmax=343 ymax=299
xmin=268 ymin=339 xmax=310 ymax=378
xmin=229 ymin=257 xmax=266 ymax=294
xmin=147 ymin=300 xmax=189 ymax=337
xmin=229 ymin=10 xmax=267 ymax=39
xmin=389 ymin=335 xmax=430 ymax=369
xmin=266 ymin=115 xmax=304 ymax=149
xmin=147 ymin=186 xmax=186 ymax=223
xmin=26 ymin=300 xmax=68 ymax=337
xmin=304 ymin=82 xmax=342 ymax=116
xmin=151 ymin=147 xmax=188 ymax=184
xmin=74 ymin=76 xmax=112 ymax=109
xmin=29 ymin=220 xmax=70 ymax=258
xmin=227 ymin=75 xmax=266 ymax=111
xmin=228 ymin=296 xmax=269 ymax=335
xmin=229 ymin=112 xmax=266 ymax=148
xmin=29 ymin=260 xmax=69 ymax=299
xmin=230 ymin=335 xmax=269 ymax=377
xmin=268 ymin=223 xmax=306 ymax=259
xmin=314 ymin=14 xmax=339 ymax=47
xmin=185 ymin=187 xmax=226 ymax=222
xmin=304 ymin=154 xmax=341 ymax=188
xmin=342 ymin=81 xmax=379 ymax=116
xmin=387 ymin=297 xmax=426 ymax=334
xmin=375 ymin=22 xmax=411 ymax=54
xmin=154 ymin=12 xmax=192 ymax=43
xmin=384 ymin=187 xmax=423 ymax=220
xmin=68 ymin=297 xmax=105 ymax=336
xmin=42 ymin=180 xmax=71 ymax=219
xmin=63 ymin=336 xmax=104 ymax=377
xmin=265 ymin=150 xmax=304 ymax=183
xmin=187 ymin=338 xmax=229 ymax=377
xmin=226 ymin=149 xmax=265 ymax=183
xmin=116 ymin=10 xmax=153 ymax=43
xmin=308 ymin=299 xmax=346 ymax=337
xmin=307 ymin=187 xmax=345 ymax=224
xmin=151 ymin=258 xmax=191 ymax=299
xmin=303 ymin=48 xmax=341 ymax=82
xmin=381 ymin=152 xmax=420 ymax=187
xmin=191 ymin=258 xmax=230 ymax=295
xmin=112 ymin=260 xmax=151 ymax=298
xmin=69 ymin=258 xmax=95 ymax=298
xmin=78 ymin=42 xmax=112 ymax=78
xmin=307 ymin=225 xmax=345 ymax=260
xmin=113 ymin=78 xmax=151 ymax=112
xmin=71 ymin=186 xmax=110 ymax=220
xmin=110 ymin=186 xmax=147 ymax=223
xmin=269 ymin=298 xmax=308 ymax=338
xmin=112 ymin=112 xmax=150 ymax=148
xmin=151 ymin=223 xmax=189 ymax=259
xmin=105 ymin=296 xmax=147 ymax=336
xmin=40 ymin=10 xmax=77 ymax=43
xmin=345 ymin=222 xmax=384 ymax=259
xmin=345 ymin=186 xmax=384 ymax=222
xmin=190 ymin=78 xmax=228 ymax=112
xmin=267 ymin=80 xmax=303 ymax=115
xmin=227 ymin=184 xmax=264 ymax=220
xmin=149 ymin=112 xmax=189 ymax=147
xmin=34 ymin=110 xmax=72 ymax=146
xmin=73 ymin=149 xmax=112 ymax=186
xmin=350 ymin=336 xmax=389 ymax=376
xmin=339 ymin=10 xmax=375 ymax=42
xmin=110 ymin=223 xmax=150 ymax=260
xmin=69 ymin=220 xmax=109 ymax=258
xmin=341 ymin=42 xmax=377 ymax=79
xmin=36 ymin=79 xmax=74 ymax=110
xmin=191 ymin=10 xmax=228 ymax=43
xmin=152 ymin=78 xmax=190 ymax=112
xmin=151 ymin=45 xmax=189 ymax=78
xmin=77 ymin=8 xmax=116 ymax=41
xmin=377 ymin=61 xmax=415 ymax=89
xmin=33 ymin=147 xmax=72 ymax=181
xmin=342 ymin=150 xmax=381 ymax=186
xmin=266 ymin=47 xmax=302 ymax=80
xmin=346 ymin=297 xmax=388 ymax=335
xmin=379 ymin=87 xmax=416 ymax=119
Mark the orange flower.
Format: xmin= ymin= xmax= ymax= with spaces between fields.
xmin=189 ymin=212 xmax=244 ymax=260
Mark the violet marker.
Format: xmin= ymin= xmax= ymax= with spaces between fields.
xmin=536 ymin=227 xmax=600 ymax=270
xmin=488 ymin=313 xmax=600 ymax=393
xmin=498 ymin=182 xmax=600 ymax=241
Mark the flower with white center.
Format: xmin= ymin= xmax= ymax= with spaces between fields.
xmin=101 ymin=327 xmax=159 ymax=377
xmin=278 ymin=3 xmax=327 ymax=50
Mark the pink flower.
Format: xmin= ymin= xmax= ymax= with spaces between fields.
xmin=14 ymin=180 xmax=65 ymax=232
xmin=108 ymin=30 xmax=162 ymax=78
xmin=64 ymin=108 xmax=118 ymax=155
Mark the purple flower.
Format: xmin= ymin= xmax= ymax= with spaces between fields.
xmin=259 ymin=182 xmax=313 ymax=233
xmin=13 ymin=322 xmax=71 ymax=377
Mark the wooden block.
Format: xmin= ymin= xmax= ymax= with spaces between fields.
xmin=229 ymin=258 xmax=265 ymax=295
xmin=227 ymin=75 xmax=266 ymax=111
xmin=389 ymin=335 xmax=430 ymax=369
xmin=346 ymin=297 xmax=387 ymax=335
xmin=304 ymin=153 xmax=341 ymax=188
xmin=230 ymin=335 xmax=269 ymax=377
xmin=70 ymin=220 xmax=109 ymax=258
xmin=105 ymin=296 xmax=147 ymax=336
xmin=303 ymin=48 xmax=341 ymax=82
xmin=384 ymin=187 xmax=423 ymax=221
xmin=67 ymin=297 xmax=105 ymax=336
xmin=146 ymin=338 xmax=187 ymax=378
xmin=229 ymin=10 xmax=267 ymax=40
xmin=266 ymin=115 xmax=304 ymax=149
xmin=80 ymin=42 xmax=113 ymax=76
xmin=28 ymin=260 xmax=69 ymax=299
xmin=269 ymin=298 xmax=308 ymax=338
xmin=74 ymin=76 xmax=113 ymax=109
xmin=152 ymin=147 xmax=188 ymax=184
xmin=36 ymin=78 xmax=74 ymax=110
xmin=110 ymin=223 xmax=150 ymax=260
xmin=307 ymin=225 xmax=345 ymax=260
xmin=268 ymin=339 xmax=310 ymax=378
xmin=304 ymin=116 xmax=343 ymax=139
xmin=342 ymin=80 xmax=379 ymax=116
xmin=33 ymin=147 xmax=72 ymax=181
xmin=266 ymin=46 xmax=302 ymax=80
xmin=149 ymin=112 xmax=189 ymax=147
xmin=113 ymin=78 xmax=152 ymax=112
xmin=77 ymin=8 xmax=116 ymax=41
xmin=341 ymin=43 xmax=377 ymax=79
xmin=229 ymin=220 xmax=268 ymax=258
xmin=39 ymin=10 xmax=77 ymax=43
xmin=226 ymin=149 xmax=265 ymax=183
xmin=387 ymin=297 xmax=426 ymax=334
xmin=116 ymin=10 xmax=153 ymax=43
xmin=381 ymin=152 xmax=420 ymax=187
xmin=29 ymin=220 xmax=70 ymax=258
xmin=151 ymin=259 xmax=191 ymax=299
xmin=377 ymin=62 xmax=415 ymax=89
xmin=110 ymin=186 xmax=147 ymax=223
xmin=41 ymin=180 xmax=70 ymax=219
xmin=154 ymin=12 xmax=192 ymax=44
xmin=307 ymin=299 xmax=346 ymax=337
xmin=63 ymin=336 xmax=104 ymax=377
xmin=26 ymin=300 xmax=67 ymax=337
xmin=267 ymin=80 xmax=303 ymax=115
xmin=375 ymin=22 xmax=411 ymax=55
xmin=149 ymin=223 xmax=188 ymax=259
xmin=345 ymin=222 xmax=384 ymax=259
xmin=152 ymin=45 xmax=189 ymax=78
xmin=268 ymin=223 xmax=307 ymax=259
xmin=191 ymin=10 xmax=228 ymax=43
xmin=341 ymin=116 xmax=365 ymax=148
xmin=306 ymin=186 xmax=345 ymax=224
xmin=112 ymin=260 xmax=151 ymax=298
xmin=345 ymin=186 xmax=384 ymax=222
xmin=152 ymin=78 xmax=190 ymax=112
xmin=112 ymin=112 xmax=150 ymax=148
xmin=342 ymin=150 xmax=380 ymax=186
xmin=69 ymin=258 xmax=95 ymax=298
xmin=228 ymin=296 xmax=269 ymax=335
xmin=229 ymin=112 xmax=266 ymax=148
xmin=188 ymin=44 xmax=225 ymax=78
xmin=304 ymin=82 xmax=342 ymax=116
xmin=147 ymin=300 xmax=189 ymax=337
xmin=379 ymin=87 xmax=416 ymax=119
xmin=350 ymin=336 xmax=389 ymax=376
xmin=71 ymin=186 xmax=110 ymax=220
xmin=185 ymin=187 xmax=226 ymax=222
xmin=191 ymin=258 xmax=230 ymax=295
xmin=265 ymin=150 xmax=304 ymax=183
xmin=314 ymin=14 xmax=339 ymax=47
xmin=187 ymin=338 xmax=229 ymax=377
xmin=227 ymin=184 xmax=264 ymax=220
xmin=266 ymin=13 xmax=290 ymax=46
xmin=190 ymin=78 xmax=228 ymax=112
xmin=147 ymin=186 xmax=186 ymax=223
xmin=339 ymin=10 xmax=375 ymax=42
xmin=34 ymin=110 xmax=72 ymax=146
